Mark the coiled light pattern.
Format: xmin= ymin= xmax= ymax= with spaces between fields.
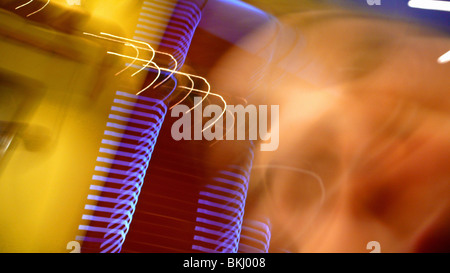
xmin=76 ymin=91 xmax=167 ymax=253
xmin=192 ymin=142 xmax=255 ymax=253
xmin=238 ymin=218 xmax=271 ymax=253
xmin=134 ymin=0 xmax=204 ymax=68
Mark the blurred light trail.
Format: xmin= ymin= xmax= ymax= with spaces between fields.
xmin=84 ymin=31 xmax=211 ymax=109
xmin=15 ymin=0 xmax=33 ymax=10
xmin=106 ymin=52 xmax=212 ymax=111
xmin=100 ymin=32 xmax=156 ymax=77
xmin=408 ymin=0 xmax=450 ymax=12
xmin=83 ymin=32 xmax=178 ymax=89
xmin=177 ymin=86 xmax=227 ymax=132
xmin=16 ymin=0 xmax=51 ymax=17
xmin=438 ymin=50 xmax=450 ymax=63
xmin=169 ymin=75 xmax=194 ymax=110
xmin=29 ymin=0 xmax=50 ymax=17
xmin=115 ymin=43 xmax=139 ymax=76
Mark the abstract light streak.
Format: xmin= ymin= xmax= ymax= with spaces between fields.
xmin=15 ymin=0 xmax=50 ymax=17
xmin=408 ymin=0 xmax=450 ymax=12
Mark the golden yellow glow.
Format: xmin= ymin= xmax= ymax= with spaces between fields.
xmin=0 ymin=0 xmax=185 ymax=253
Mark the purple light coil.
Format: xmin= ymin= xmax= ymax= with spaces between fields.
xmin=192 ymin=142 xmax=255 ymax=253
xmin=76 ymin=91 xmax=167 ymax=253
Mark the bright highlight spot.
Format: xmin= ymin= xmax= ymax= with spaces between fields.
xmin=438 ymin=50 xmax=450 ymax=64
xmin=408 ymin=0 xmax=450 ymax=12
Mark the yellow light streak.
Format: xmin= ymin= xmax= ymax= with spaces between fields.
xmin=106 ymin=50 xmax=224 ymax=131
xmin=114 ymin=43 xmax=139 ymax=76
xmin=169 ymin=75 xmax=194 ymax=110
xmin=178 ymin=86 xmax=227 ymax=132
xmin=106 ymin=51 xmax=161 ymax=95
xmin=100 ymin=32 xmax=156 ymax=78
xmin=83 ymin=32 xmax=177 ymax=89
xmin=15 ymin=0 xmax=33 ymax=10
xmin=27 ymin=0 xmax=50 ymax=17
